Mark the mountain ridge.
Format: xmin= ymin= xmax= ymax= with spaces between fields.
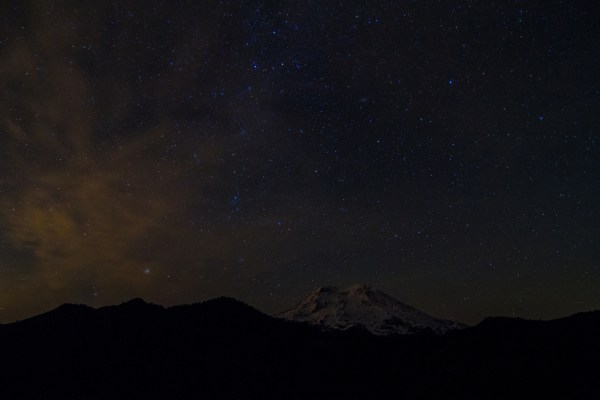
xmin=0 ymin=295 xmax=598 ymax=399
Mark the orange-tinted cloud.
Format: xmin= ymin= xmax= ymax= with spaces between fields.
xmin=0 ymin=4 xmax=230 ymax=320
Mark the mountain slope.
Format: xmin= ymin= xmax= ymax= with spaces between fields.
xmin=279 ymin=284 xmax=466 ymax=335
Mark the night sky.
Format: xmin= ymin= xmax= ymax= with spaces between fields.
xmin=1 ymin=1 xmax=598 ymax=324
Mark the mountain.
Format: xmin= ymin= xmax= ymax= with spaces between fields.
xmin=0 ymin=298 xmax=599 ymax=399
xmin=279 ymin=283 xmax=466 ymax=335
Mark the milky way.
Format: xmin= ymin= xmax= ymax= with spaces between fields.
xmin=0 ymin=1 xmax=598 ymax=323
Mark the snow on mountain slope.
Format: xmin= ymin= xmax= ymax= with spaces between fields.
xmin=279 ymin=284 xmax=466 ymax=335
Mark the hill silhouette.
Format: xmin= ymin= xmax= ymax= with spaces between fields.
xmin=0 ymin=299 xmax=598 ymax=399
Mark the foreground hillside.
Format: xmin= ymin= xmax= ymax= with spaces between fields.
xmin=0 ymin=298 xmax=599 ymax=399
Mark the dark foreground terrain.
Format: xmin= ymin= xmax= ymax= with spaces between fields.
xmin=1 ymin=298 xmax=598 ymax=399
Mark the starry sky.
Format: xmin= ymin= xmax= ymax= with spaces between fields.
xmin=0 ymin=1 xmax=599 ymax=324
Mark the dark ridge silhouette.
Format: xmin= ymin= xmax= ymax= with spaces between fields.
xmin=0 ymin=299 xmax=598 ymax=399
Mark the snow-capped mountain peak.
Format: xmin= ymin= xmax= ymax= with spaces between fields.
xmin=279 ymin=284 xmax=466 ymax=335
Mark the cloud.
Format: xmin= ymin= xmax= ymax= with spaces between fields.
xmin=0 ymin=117 xmax=193 ymax=310
xmin=0 ymin=4 xmax=220 ymax=318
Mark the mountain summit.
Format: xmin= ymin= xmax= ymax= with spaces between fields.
xmin=279 ymin=284 xmax=466 ymax=335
